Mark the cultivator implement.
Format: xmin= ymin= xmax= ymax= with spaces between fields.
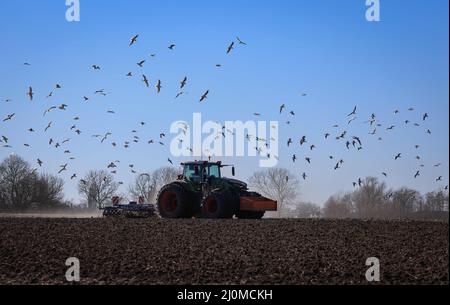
xmin=102 ymin=197 xmax=155 ymax=218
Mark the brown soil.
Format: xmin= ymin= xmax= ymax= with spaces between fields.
xmin=0 ymin=218 xmax=447 ymax=285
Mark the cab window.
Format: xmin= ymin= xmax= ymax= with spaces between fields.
xmin=207 ymin=165 xmax=221 ymax=178
xmin=184 ymin=164 xmax=200 ymax=181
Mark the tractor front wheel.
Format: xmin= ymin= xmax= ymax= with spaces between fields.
xmin=201 ymin=192 xmax=234 ymax=219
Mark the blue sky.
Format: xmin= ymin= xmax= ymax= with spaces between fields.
xmin=0 ymin=0 xmax=448 ymax=205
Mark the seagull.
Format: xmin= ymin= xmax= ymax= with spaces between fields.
xmin=58 ymin=164 xmax=68 ymax=174
xmin=95 ymin=89 xmax=106 ymax=95
xmin=279 ymin=104 xmax=285 ymax=114
xmin=129 ymin=34 xmax=139 ymax=46
xmin=126 ymin=72 xmax=132 ymax=77
xmin=226 ymin=42 xmax=235 ymax=54
xmin=142 ymin=75 xmax=149 ymax=87
xmin=236 ymin=37 xmax=247 ymax=45
xmin=199 ymin=90 xmax=209 ymax=102
xmin=168 ymin=44 xmax=176 ymax=50
xmin=137 ymin=60 xmax=146 ymax=67
xmin=27 ymin=87 xmax=33 ymax=101
xmin=180 ymin=77 xmax=187 ymax=89
xmin=43 ymin=106 xmax=56 ymax=116
xmin=156 ymin=80 xmax=162 ymax=93
xmin=423 ymin=113 xmax=429 ymax=121
xmin=287 ymin=138 xmax=292 ymax=147
xmin=168 ymin=158 xmax=173 ymax=165
xmin=3 ymin=113 xmax=15 ymax=122
xmin=71 ymin=174 xmax=77 ymax=180
xmin=45 ymin=122 xmax=52 ymax=132
xmin=92 ymin=65 xmax=101 ymax=70
xmin=414 ymin=171 xmax=420 ymax=179
xmin=37 ymin=159 xmax=43 ymax=167
xmin=382 ymin=172 xmax=387 ymax=177
xmin=305 ymin=157 xmax=311 ymax=164
xmin=436 ymin=176 xmax=443 ymax=182
xmin=395 ymin=153 xmax=402 ymax=160
xmin=347 ymin=106 xmax=357 ymax=117
xmin=300 ymin=136 xmax=307 ymax=146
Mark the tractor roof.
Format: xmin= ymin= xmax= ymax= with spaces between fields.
xmin=181 ymin=161 xmax=222 ymax=166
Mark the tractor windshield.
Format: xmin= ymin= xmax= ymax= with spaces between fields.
xmin=184 ymin=163 xmax=221 ymax=181
xmin=207 ymin=164 xmax=221 ymax=178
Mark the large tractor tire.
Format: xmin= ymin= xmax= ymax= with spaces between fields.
xmin=157 ymin=183 xmax=193 ymax=218
xmin=201 ymin=191 xmax=237 ymax=219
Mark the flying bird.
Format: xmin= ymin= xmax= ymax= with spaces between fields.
xmin=226 ymin=42 xmax=235 ymax=54
xmin=45 ymin=122 xmax=53 ymax=132
xmin=180 ymin=77 xmax=187 ymax=89
xmin=142 ymin=75 xmax=149 ymax=87
xmin=27 ymin=87 xmax=33 ymax=101
xmin=347 ymin=106 xmax=357 ymax=117
xmin=129 ymin=34 xmax=139 ymax=46
xmin=199 ymin=90 xmax=209 ymax=102
xmin=156 ymin=80 xmax=162 ymax=93
xmin=3 ymin=113 xmax=15 ymax=122
xmin=236 ymin=37 xmax=247 ymax=45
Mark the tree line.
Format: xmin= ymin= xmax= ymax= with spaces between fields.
xmin=0 ymin=155 xmax=448 ymax=220
xmin=249 ymin=169 xmax=449 ymax=220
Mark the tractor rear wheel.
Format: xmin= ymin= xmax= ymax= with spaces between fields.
xmin=201 ymin=191 xmax=235 ymax=219
xmin=157 ymin=183 xmax=193 ymax=218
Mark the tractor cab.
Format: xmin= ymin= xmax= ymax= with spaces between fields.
xmin=181 ymin=161 xmax=234 ymax=184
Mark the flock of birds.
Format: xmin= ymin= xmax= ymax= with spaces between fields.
xmin=0 ymin=33 xmax=448 ymax=196
xmin=0 ymin=35 xmax=250 ymax=187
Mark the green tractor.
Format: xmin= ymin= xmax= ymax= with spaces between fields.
xmin=156 ymin=161 xmax=277 ymax=219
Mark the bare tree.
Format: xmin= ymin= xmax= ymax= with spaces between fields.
xmin=323 ymin=193 xmax=354 ymax=219
xmin=290 ymin=202 xmax=322 ymax=218
xmin=389 ymin=188 xmax=422 ymax=218
xmin=128 ymin=173 xmax=158 ymax=204
xmin=153 ymin=167 xmax=180 ymax=189
xmin=352 ymin=177 xmax=389 ymax=219
xmin=249 ymin=168 xmax=299 ymax=216
xmin=78 ymin=170 xmax=119 ymax=209
xmin=0 ymin=155 xmax=36 ymax=211
xmin=424 ymin=190 xmax=449 ymax=212
xmin=32 ymin=173 xmax=65 ymax=209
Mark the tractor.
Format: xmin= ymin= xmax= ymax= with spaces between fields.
xmin=156 ymin=161 xmax=277 ymax=219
